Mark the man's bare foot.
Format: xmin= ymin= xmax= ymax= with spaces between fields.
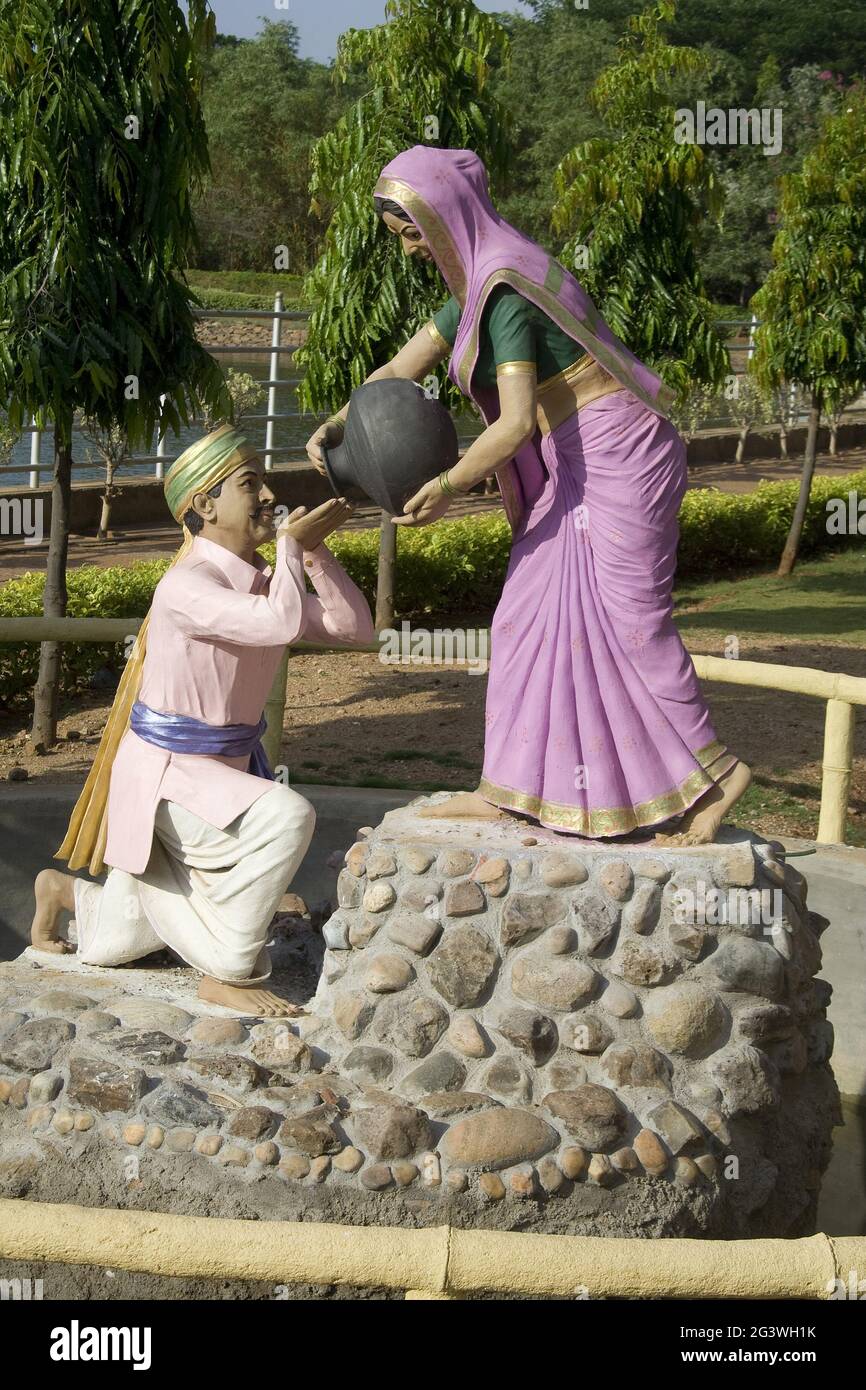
xmin=197 ymin=975 xmax=306 ymax=1018
xmin=31 ymin=869 xmax=76 ymax=954
xmin=654 ymin=760 xmax=753 ymax=848
xmin=417 ymin=791 xmax=517 ymax=822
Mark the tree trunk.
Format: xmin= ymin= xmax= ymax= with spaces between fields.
xmin=375 ymin=511 xmax=396 ymax=633
xmin=31 ymin=430 xmax=72 ymax=747
xmin=829 ymin=421 xmax=838 ymax=457
xmin=97 ymin=492 xmax=111 ymax=539
xmin=97 ymin=462 xmax=118 ymax=539
xmin=735 ymin=426 xmax=749 ymax=464
xmin=777 ymin=389 xmax=821 ymax=578
xmin=778 ymin=418 xmax=788 ymax=459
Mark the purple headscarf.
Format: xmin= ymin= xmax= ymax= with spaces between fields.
xmin=374 ymin=146 xmax=675 ymax=530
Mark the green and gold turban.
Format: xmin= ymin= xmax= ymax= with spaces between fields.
xmin=56 ymin=422 xmax=262 ymax=877
xmin=164 ymin=422 xmax=261 ymax=524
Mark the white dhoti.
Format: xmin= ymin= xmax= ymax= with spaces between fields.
xmin=72 ymin=783 xmax=316 ymax=985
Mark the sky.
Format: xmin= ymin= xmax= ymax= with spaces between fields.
xmin=207 ymin=1 xmax=533 ymax=61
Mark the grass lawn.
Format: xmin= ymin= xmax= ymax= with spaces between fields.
xmin=674 ymin=543 xmax=866 ymax=645
xmin=185 ymin=269 xmax=306 ymax=310
xmin=674 ymin=544 xmax=866 ymax=845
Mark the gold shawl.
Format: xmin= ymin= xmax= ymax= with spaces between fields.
xmin=56 ymin=424 xmax=261 ymax=875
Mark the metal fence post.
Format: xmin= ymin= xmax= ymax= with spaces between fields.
xmin=265 ymin=292 xmax=283 ymax=473
xmin=28 ymin=417 xmax=41 ymax=490
xmin=155 ymin=394 xmax=167 ymax=480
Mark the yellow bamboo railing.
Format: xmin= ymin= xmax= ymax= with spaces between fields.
xmin=1 ymin=620 xmax=863 ymax=845
xmin=691 ymin=654 xmax=865 ymax=844
xmin=0 ymin=1197 xmax=862 ymax=1299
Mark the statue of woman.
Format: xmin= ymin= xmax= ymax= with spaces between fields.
xmin=306 ymin=146 xmax=751 ymax=846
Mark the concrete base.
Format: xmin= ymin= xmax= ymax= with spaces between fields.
xmin=2 ymin=785 xmax=863 ymax=1236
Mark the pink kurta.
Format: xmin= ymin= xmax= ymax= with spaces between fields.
xmin=104 ymin=533 xmax=374 ymax=874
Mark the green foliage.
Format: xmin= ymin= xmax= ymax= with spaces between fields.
xmin=190 ymin=287 xmax=276 ymax=311
xmin=0 ymin=559 xmax=169 ymax=708
xmin=527 ymin=0 xmax=866 ymax=87
xmin=550 ymin=0 xmax=729 ymax=399
xmin=201 ymin=368 xmax=266 ymax=432
xmin=750 ymin=82 xmax=866 ymax=410
xmin=294 ymin=0 xmax=515 ymax=416
xmin=0 ymin=0 xmax=229 ymax=447
xmin=193 ymin=20 xmax=353 ymax=274
xmin=186 ymin=269 xmax=305 ymax=310
xmin=4 ymin=472 xmax=864 ymax=708
xmin=488 ymin=7 xmax=618 ymax=251
xmin=694 ymin=63 xmax=842 ymax=307
xmin=676 ymin=470 xmax=866 ymax=576
xmin=0 ymin=402 xmax=19 ymax=464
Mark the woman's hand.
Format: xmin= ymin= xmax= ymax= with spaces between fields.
xmin=278 ymin=498 xmax=354 ymax=550
xmin=305 ymin=419 xmax=345 ymax=478
xmin=391 ymin=477 xmax=454 ymax=527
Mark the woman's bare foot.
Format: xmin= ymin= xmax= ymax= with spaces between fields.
xmin=654 ymin=760 xmax=753 ymax=848
xmin=417 ymin=790 xmax=518 ymax=822
xmin=197 ymin=975 xmax=306 ymax=1018
xmin=31 ymin=869 xmax=76 ymax=954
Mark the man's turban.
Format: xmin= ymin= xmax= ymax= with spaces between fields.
xmin=164 ymin=423 xmax=261 ymax=524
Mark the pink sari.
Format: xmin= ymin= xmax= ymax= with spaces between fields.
xmin=479 ymin=390 xmax=735 ymax=834
xmin=374 ymin=146 xmax=733 ymax=835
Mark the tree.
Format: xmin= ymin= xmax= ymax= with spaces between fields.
xmin=78 ymin=417 xmax=128 ymax=541
xmin=669 ymin=383 xmax=715 ymax=444
xmin=751 ymin=83 xmax=866 ymax=575
xmin=295 ymin=0 xmax=515 ymax=415
xmin=487 ymin=7 xmax=618 ymax=250
xmin=528 ymin=1 xmax=866 ymax=87
xmin=727 ymin=375 xmax=772 ymax=464
xmin=201 ymin=368 xmax=266 ymax=433
xmin=194 ymin=20 xmax=353 ymax=273
xmin=694 ymin=61 xmax=842 ymax=307
xmin=550 ymin=0 xmax=729 ymax=400
xmin=0 ymin=406 xmax=18 ymax=467
xmin=0 ymin=0 xmax=229 ymax=745
xmin=825 ymin=386 xmax=860 ymax=456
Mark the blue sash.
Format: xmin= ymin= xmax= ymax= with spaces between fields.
xmin=130 ymin=702 xmax=274 ymax=782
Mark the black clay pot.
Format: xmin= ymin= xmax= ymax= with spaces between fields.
xmin=322 ymin=378 xmax=459 ymax=514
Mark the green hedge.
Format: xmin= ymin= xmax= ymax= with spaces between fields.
xmin=1 ymin=470 xmax=863 ymax=709
xmin=186 ymin=270 xmax=305 ymax=312
xmin=677 ymin=470 xmax=866 ymax=575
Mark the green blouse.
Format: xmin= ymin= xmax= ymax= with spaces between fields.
xmin=428 ymin=284 xmax=586 ymax=389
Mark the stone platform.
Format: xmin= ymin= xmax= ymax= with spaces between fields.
xmin=0 ymin=797 xmax=841 ymax=1239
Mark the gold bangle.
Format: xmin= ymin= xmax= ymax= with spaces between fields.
xmin=325 ymin=414 xmax=345 ymax=429
xmin=438 ymin=469 xmax=465 ymax=497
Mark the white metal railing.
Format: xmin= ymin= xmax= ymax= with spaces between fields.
xmin=5 ymin=295 xmax=311 ymax=489
xmin=4 ymin=305 xmax=865 ymax=489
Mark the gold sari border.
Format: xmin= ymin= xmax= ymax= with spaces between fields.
xmin=374 ymin=176 xmax=467 ymax=304
xmin=537 ymin=354 xmax=595 ymax=395
xmin=478 ymin=756 xmax=719 ymax=838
